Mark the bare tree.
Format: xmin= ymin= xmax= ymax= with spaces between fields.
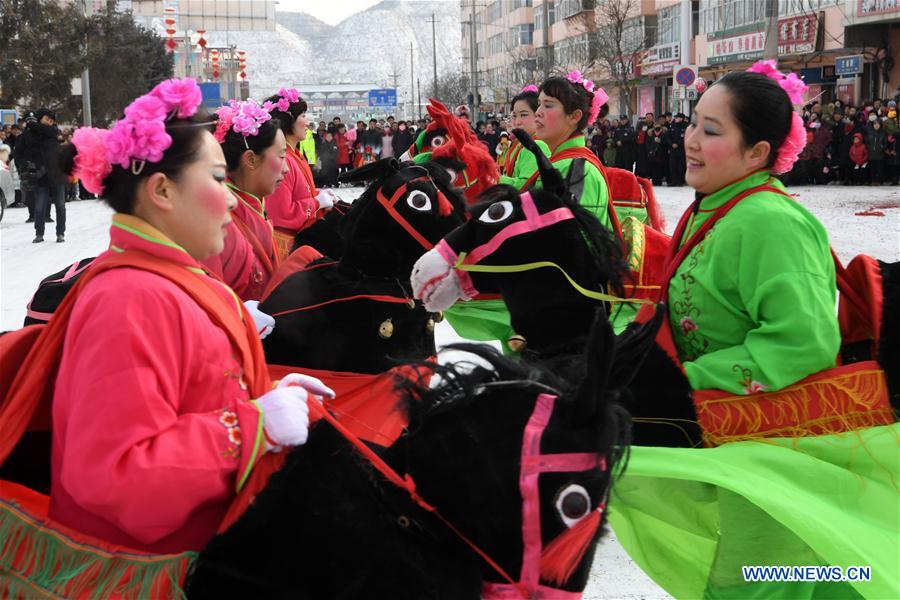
xmin=436 ymin=72 xmax=470 ymax=108
xmin=594 ymin=0 xmax=651 ymax=119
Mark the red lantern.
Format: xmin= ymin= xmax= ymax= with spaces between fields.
xmin=166 ymin=38 xmax=177 ymax=51
xmin=197 ymin=29 xmax=207 ymax=49
xmin=165 ymin=18 xmax=176 ymax=25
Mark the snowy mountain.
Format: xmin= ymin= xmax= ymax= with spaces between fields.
xmin=206 ymin=1 xmax=462 ymax=104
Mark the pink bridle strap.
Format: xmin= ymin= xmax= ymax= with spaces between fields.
xmin=435 ymin=192 xmax=575 ymax=300
xmin=466 ymin=192 xmax=575 ymax=265
xmin=482 ymin=393 xmax=607 ymax=599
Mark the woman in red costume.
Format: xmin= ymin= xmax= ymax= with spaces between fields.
xmin=202 ymin=99 xmax=286 ymax=301
xmin=263 ymin=88 xmax=334 ymax=262
xmin=49 ymin=79 xmax=333 ymax=554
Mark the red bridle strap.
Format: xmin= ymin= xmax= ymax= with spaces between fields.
xmin=376 ymin=179 xmax=440 ymax=251
xmin=305 ymin=398 xmax=529 ymax=597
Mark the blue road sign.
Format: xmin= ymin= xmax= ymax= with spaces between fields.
xmin=835 ymin=55 xmax=862 ymax=76
xmin=199 ymin=82 xmax=222 ymax=108
xmin=368 ymin=89 xmax=397 ymax=108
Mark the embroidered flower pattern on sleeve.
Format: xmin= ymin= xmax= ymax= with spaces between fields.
xmin=218 ymin=409 xmax=242 ymax=459
xmin=671 ymin=234 xmax=713 ymax=361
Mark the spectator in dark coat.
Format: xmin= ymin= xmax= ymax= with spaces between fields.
xmin=866 ymin=119 xmax=887 ymax=185
xmin=808 ymin=121 xmax=832 ymax=185
xmin=392 ymin=121 xmax=415 ymax=159
xmin=12 ymin=108 xmax=65 ymax=242
xmin=663 ymin=112 xmax=687 ymax=186
xmin=613 ymin=114 xmax=635 ymax=172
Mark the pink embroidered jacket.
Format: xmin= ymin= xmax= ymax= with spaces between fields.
xmin=202 ymin=184 xmax=279 ymax=301
xmin=267 ymin=146 xmax=319 ymax=234
xmin=49 ymin=214 xmax=266 ymax=553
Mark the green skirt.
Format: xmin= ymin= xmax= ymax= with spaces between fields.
xmin=444 ymin=299 xmax=516 ymax=354
xmin=610 ymin=423 xmax=899 ymax=599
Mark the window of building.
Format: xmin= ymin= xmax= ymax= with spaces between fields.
xmin=657 ymin=4 xmax=680 ymax=45
xmin=517 ymin=23 xmax=534 ymax=45
xmin=557 ymin=0 xmax=594 ymax=21
xmin=490 ymin=33 xmax=504 ymax=55
xmin=779 ymin=0 xmax=839 ymax=15
xmin=487 ymin=1 xmax=503 ymax=23
xmin=511 ymin=0 xmax=534 ymax=9
xmin=535 ymin=1 xmax=555 ymax=29
xmin=699 ymin=0 xmax=769 ymax=34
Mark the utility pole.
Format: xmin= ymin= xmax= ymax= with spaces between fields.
xmin=680 ymin=0 xmax=692 ymax=116
xmin=410 ymin=42 xmax=415 ymax=120
xmin=417 ymin=77 xmax=422 ymax=121
xmin=763 ymin=0 xmax=778 ymax=60
xmin=429 ymin=13 xmax=439 ymax=99
xmin=81 ymin=0 xmax=93 ymax=126
xmin=468 ymin=0 xmax=479 ymax=123
xmin=541 ymin=0 xmax=550 ymax=79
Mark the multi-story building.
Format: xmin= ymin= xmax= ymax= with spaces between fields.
xmin=462 ymin=0 xmax=900 ymax=119
xmin=461 ymin=1 xmax=537 ymax=116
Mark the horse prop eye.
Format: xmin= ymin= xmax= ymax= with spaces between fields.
xmin=555 ymin=484 xmax=591 ymax=527
xmin=406 ymin=190 xmax=432 ymax=212
xmin=430 ymin=135 xmax=446 ymax=147
xmin=478 ymin=200 xmax=514 ymax=224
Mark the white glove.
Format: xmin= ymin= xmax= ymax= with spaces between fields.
xmin=315 ymin=188 xmax=339 ymax=211
xmin=276 ymin=372 xmax=336 ymax=399
xmin=256 ymin=385 xmax=310 ymax=451
xmin=243 ymin=300 xmax=275 ymax=339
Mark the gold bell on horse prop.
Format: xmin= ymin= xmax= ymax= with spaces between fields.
xmin=379 ymin=318 xmax=394 ymax=339
xmin=433 ymin=311 xmax=444 ymax=323
xmin=507 ymin=335 xmax=527 ymax=353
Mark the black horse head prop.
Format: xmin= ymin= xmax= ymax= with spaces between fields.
xmin=336 ymin=157 xmax=468 ymax=278
xmin=259 ymin=158 xmax=468 ymax=374
xmin=409 ymin=146 xmax=628 ymax=355
xmin=185 ymin=310 xmax=634 ymax=598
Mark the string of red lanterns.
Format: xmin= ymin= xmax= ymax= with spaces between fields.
xmin=164 ymin=7 xmax=177 ymax=52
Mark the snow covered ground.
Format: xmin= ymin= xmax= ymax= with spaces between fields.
xmin=1 ymin=184 xmax=897 ymax=598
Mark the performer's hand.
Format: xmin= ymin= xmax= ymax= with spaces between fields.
xmin=243 ymin=300 xmax=275 ymax=339
xmin=276 ymin=372 xmax=336 ymax=400
xmin=315 ymin=189 xmax=338 ymax=210
xmin=256 ymin=385 xmax=310 ymax=451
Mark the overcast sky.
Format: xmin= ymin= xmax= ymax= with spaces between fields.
xmin=275 ymin=0 xmax=384 ymax=25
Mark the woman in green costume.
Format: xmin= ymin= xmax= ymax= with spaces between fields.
xmin=611 ymin=64 xmax=898 ymax=600
xmin=531 ymin=73 xmax=613 ymax=229
xmin=499 ymin=85 xmax=551 ymax=190
xmin=444 ymin=74 xmax=623 ymax=349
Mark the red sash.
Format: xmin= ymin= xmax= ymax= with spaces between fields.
xmin=522 ymin=145 xmax=623 ymax=239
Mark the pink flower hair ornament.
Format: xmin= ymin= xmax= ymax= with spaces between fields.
xmin=274 ymin=87 xmax=301 ymax=112
xmin=746 ymin=60 xmax=809 ymax=174
xmin=71 ymin=127 xmax=112 ymax=195
xmin=564 ymin=70 xmax=608 ymax=124
xmin=214 ymin=99 xmax=275 ymax=146
xmin=521 ymin=84 xmax=539 ymax=93
xmin=106 ymin=78 xmax=203 ymax=172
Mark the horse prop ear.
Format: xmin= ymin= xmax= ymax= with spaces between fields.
xmin=511 ymin=128 xmax=566 ymax=198
xmin=571 ymin=305 xmax=615 ymax=424
xmin=339 ymin=158 xmax=401 ymax=184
